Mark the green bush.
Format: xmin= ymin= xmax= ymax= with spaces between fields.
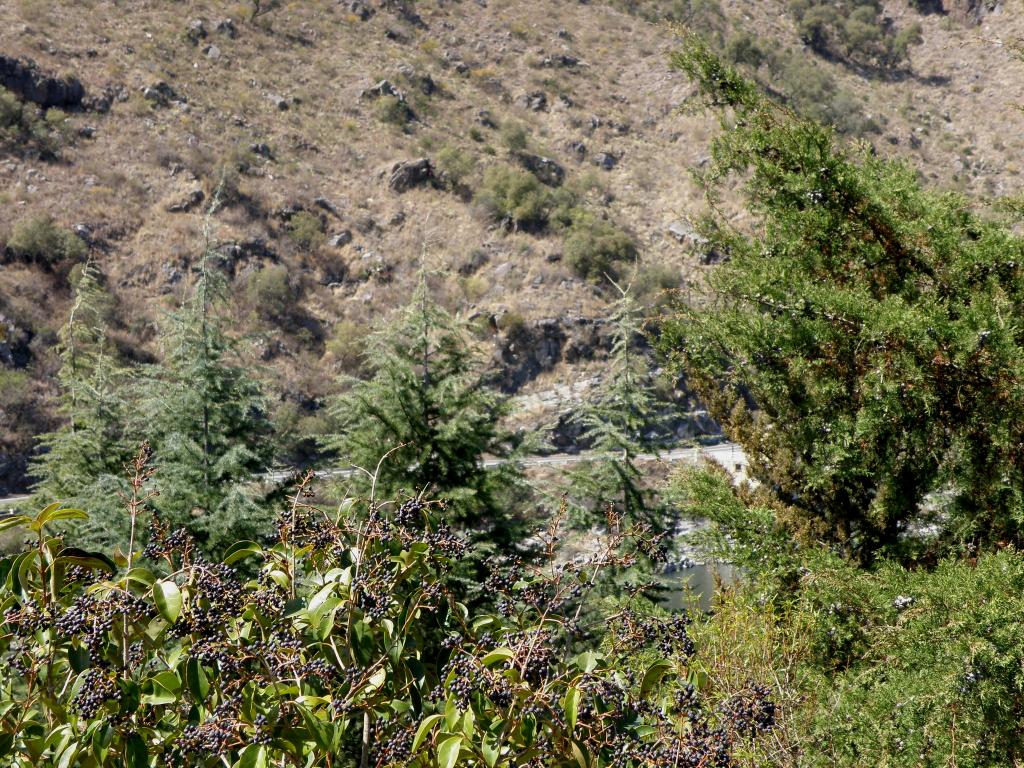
xmin=476 ymin=165 xmax=551 ymax=229
xmin=563 ymin=210 xmax=637 ymax=282
xmin=375 ymin=95 xmax=413 ymax=128
xmin=245 ymin=263 xmax=295 ymax=322
xmin=436 ymin=145 xmax=476 ymax=185
xmin=286 ymin=211 xmax=325 ymax=249
xmin=0 ymin=456 xmax=778 ymax=768
xmin=788 ymin=0 xmax=922 ymax=69
xmin=499 ymin=122 xmax=529 ymax=152
xmin=6 ymin=214 xmax=86 ymax=267
xmin=0 ymin=87 xmax=71 ymax=158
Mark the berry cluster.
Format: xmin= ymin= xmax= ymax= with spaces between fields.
xmin=72 ymin=669 xmax=121 ymax=718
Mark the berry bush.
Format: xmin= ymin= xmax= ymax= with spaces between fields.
xmin=0 ymin=447 xmax=776 ymax=767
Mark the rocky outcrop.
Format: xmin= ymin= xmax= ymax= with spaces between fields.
xmin=515 ymin=153 xmax=565 ymax=186
xmin=386 ymin=158 xmax=435 ymax=192
xmin=493 ymin=316 xmax=612 ymax=393
xmin=946 ymin=0 xmax=1000 ymax=22
xmin=0 ymin=56 xmax=85 ymax=109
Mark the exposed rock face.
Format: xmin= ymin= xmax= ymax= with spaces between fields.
xmin=0 ymin=56 xmax=85 ymax=109
xmin=0 ymin=315 xmax=32 ymax=369
xmin=946 ymin=0 xmax=1000 ymax=22
xmin=515 ymin=153 xmax=565 ymax=186
xmin=494 ymin=316 xmax=612 ymax=393
xmin=517 ymin=90 xmax=548 ymax=111
xmin=386 ymin=158 xmax=435 ymax=192
xmin=360 ymin=79 xmax=405 ymax=101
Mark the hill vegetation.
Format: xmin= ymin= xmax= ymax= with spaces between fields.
xmin=5 ymin=2 xmax=1024 ymax=767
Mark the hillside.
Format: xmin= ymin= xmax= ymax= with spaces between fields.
xmin=2 ymin=0 xmax=1024 ymax=493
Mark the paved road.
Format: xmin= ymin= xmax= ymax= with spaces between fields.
xmin=1 ymin=441 xmax=747 ymax=512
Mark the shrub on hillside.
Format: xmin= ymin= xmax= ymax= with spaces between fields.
xmin=563 ymin=210 xmax=637 ymax=282
xmin=477 ymin=165 xmax=551 ymax=230
xmin=788 ymin=0 xmax=922 ymax=70
xmin=0 ymin=87 xmax=72 ymax=158
xmin=287 ymin=211 xmax=326 ymax=249
xmin=245 ymin=263 xmax=296 ymax=322
xmin=6 ymin=215 xmax=86 ymax=267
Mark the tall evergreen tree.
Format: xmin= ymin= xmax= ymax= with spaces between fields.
xmin=662 ymin=35 xmax=1024 ymax=561
xmin=138 ymin=203 xmax=273 ymax=555
xmin=30 ymin=261 xmax=135 ymax=550
xmin=321 ymin=277 xmax=525 ymax=554
xmin=565 ymin=284 xmax=669 ymax=533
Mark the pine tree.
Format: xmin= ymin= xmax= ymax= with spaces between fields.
xmin=565 ymin=284 xmax=669 ymax=534
xmin=30 ymin=261 xmax=136 ymax=550
xmin=138 ymin=202 xmax=274 ymax=555
xmin=321 ymin=277 xmax=525 ymax=553
xmin=662 ymin=34 xmax=1024 ymax=561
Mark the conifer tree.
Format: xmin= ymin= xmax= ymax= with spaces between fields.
xmin=565 ymin=284 xmax=669 ymax=534
xmin=30 ymin=261 xmax=135 ymax=550
xmin=321 ymin=277 xmax=525 ymax=554
xmin=138 ymin=200 xmax=273 ymax=555
xmin=662 ymin=35 xmax=1024 ymax=560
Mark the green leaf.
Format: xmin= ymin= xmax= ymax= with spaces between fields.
xmin=153 ymin=580 xmax=182 ymax=623
xmin=640 ymin=659 xmax=674 ymax=698
xmin=124 ymin=732 xmax=147 ymax=768
xmin=575 ymin=651 xmax=603 ymax=674
xmin=480 ymin=647 xmax=514 ymax=667
xmin=55 ymin=547 xmax=117 ymax=574
xmin=412 ymin=714 xmax=444 ymax=752
xmin=68 ymin=644 xmax=90 ymax=673
xmin=223 ymin=541 xmax=263 ymax=566
xmin=570 ymin=739 xmax=589 ymax=768
xmin=125 ymin=567 xmax=156 ymax=587
xmin=351 ymin=620 xmax=374 ymax=666
xmin=186 ymin=658 xmax=210 ymax=702
xmin=437 ymin=735 xmax=462 ymax=768
xmin=32 ymin=504 xmax=87 ymax=531
xmin=481 ymin=733 xmax=499 ymax=768
xmin=235 ymin=744 xmax=268 ymax=768
xmin=563 ymin=686 xmax=581 ymax=731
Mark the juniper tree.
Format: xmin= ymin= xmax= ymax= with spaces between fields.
xmin=321 ymin=278 xmax=525 ymax=555
xmin=662 ymin=35 xmax=1024 ymax=561
xmin=30 ymin=261 xmax=135 ymax=550
xmin=565 ymin=284 xmax=669 ymax=535
xmin=138 ymin=207 xmax=273 ymax=555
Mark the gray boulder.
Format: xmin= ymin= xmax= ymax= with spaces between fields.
xmin=360 ymin=79 xmax=405 ymax=101
xmin=517 ymin=90 xmax=547 ymax=111
xmin=515 ymin=152 xmax=564 ymax=186
xmin=386 ymin=158 xmax=435 ymax=192
xmin=186 ymin=19 xmax=207 ymax=43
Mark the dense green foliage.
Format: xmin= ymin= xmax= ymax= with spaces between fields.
xmin=0 ymin=87 xmax=73 ymax=159
xmin=322 ymin=279 xmax=524 ymax=559
xmin=789 ymin=0 xmax=922 ymax=70
xmin=663 ymin=36 xmax=1024 ymax=561
xmin=138 ymin=232 xmax=273 ymax=557
xmin=0 ymin=455 xmax=777 ymax=767
xmin=675 ymin=466 xmax=1024 ymax=766
xmin=6 ymin=215 xmax=87 ymax=269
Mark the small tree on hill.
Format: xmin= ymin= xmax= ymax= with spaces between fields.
xmin=566 ymin=284 xmax=669 ymax=534
xmin=138 ymin=202 xmax=273 ymax=555
xmin=30 ymin=261 xmax=135 ymax=550
xmin=321 ymin=277 xmax=526 ymax=558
